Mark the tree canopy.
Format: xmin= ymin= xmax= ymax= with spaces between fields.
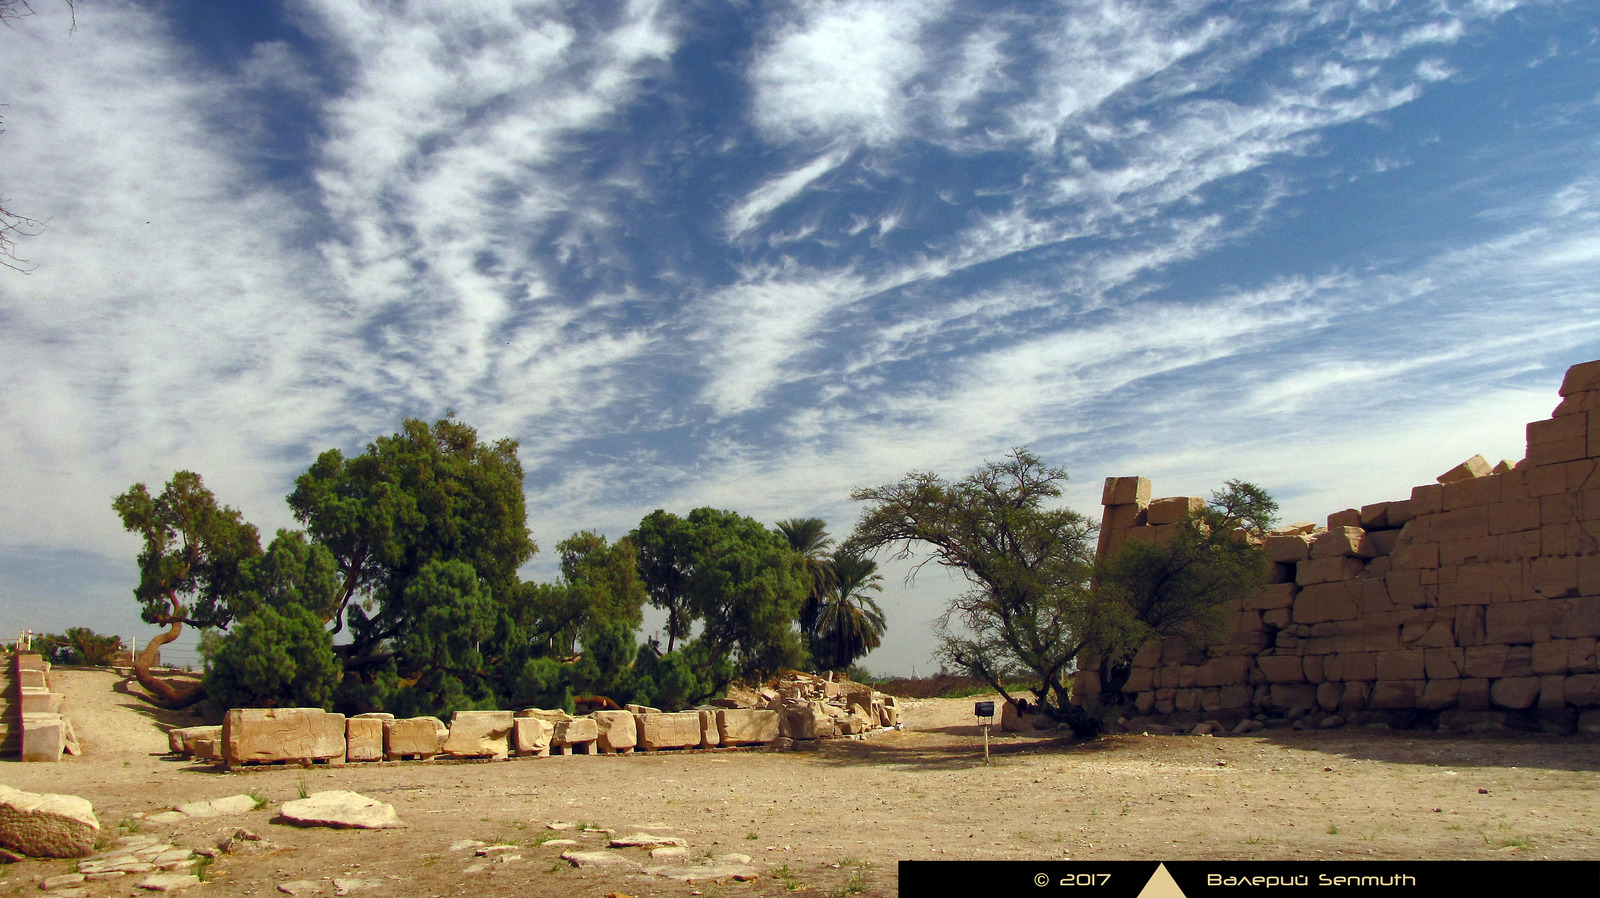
xmin=850 ymin=449 xmax=1102 ymax=734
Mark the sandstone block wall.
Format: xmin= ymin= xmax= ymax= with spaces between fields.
xmin=7 ymin=653 xmax=77 ymax=762
xmin=1075 ymin=359 xmax=1600 ymax=735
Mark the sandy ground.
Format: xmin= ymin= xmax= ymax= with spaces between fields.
xmin=2 ymin=669 xmax=1599 ymax=897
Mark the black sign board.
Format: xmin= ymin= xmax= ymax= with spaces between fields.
xmin=973 ymin=700 xmax=994 ymax=717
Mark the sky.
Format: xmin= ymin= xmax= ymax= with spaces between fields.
xmin=1 ymin=0 xmax=1598 ymax=676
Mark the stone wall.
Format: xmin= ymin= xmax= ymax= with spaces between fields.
xmin=6 ymin=653 xmax=79 ymax=761
xmin=1073 ymin=359 xmax=1600 ymax=735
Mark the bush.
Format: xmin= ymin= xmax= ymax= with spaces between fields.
xmin=204 ymin=604 xmax=342 ymax=710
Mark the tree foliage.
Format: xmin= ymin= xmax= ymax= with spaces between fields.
xmin=809 ymin=549 xmax=886 ymax=673
xmin=203 ymin=604 xmax=342 ymax=711
xmin=112 ymin=471 xmax=262 ymax=706
xmin=1088 ymin=480 xmax=1277 ymax=697
xmin=39 ymin=627 xmax=122 ymax=666
xmin=850 ymin=449 xmax=1103 ymax=735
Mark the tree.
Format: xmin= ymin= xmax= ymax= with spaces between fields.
xmin=810 ymin=550 xmax=886 ymax=673
xmin=849 ymin=449 xmax=1104 ymax=735
xmin=40 ymin=627 xmax=122 ymax=666
xmin=113 ymin=471 xmax=262 ymax=707
xmin=632 ymin=507 xmax=811 ymax=704
xmin=1088 ymin=480 xmax=1277 ymax=698
xmin=203 ymin=604 xmax=342 ymax=711
xmin=775 ymin=517 xmax=835 ymax=640
xmin=287 ymin=417 xmax=536 ymax=710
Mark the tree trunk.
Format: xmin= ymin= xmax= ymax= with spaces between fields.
xmin=132 ymin=618 xmax=207 ymax=709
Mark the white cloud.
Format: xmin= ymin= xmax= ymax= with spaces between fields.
xmin=725 ymin=148 xmax=849 ymax=239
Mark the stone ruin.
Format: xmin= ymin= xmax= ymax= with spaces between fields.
xmin=165 ymin=671 xmax=902 ymax=768
xmin=1072 ymin=358 xmax=1600 ymax=736
xmin=1 ymin=652 xmax=80 ymax=762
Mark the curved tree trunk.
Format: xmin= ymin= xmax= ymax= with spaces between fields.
xmin=132 ymin=618 xmax=207 ymax=709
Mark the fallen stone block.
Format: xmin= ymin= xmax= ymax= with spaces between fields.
xmin=383 ymin=717 xmax=446 ymax=760
xmin=0 ymin=784 xmax=99 ymax=858
xmin=167 ymin=726 xmax=221 ymax=756
xmin=345 ymin=717 xmax=384 ymax=762
xmin=513 ymin=717 xmax=552 ymax=756
xmin=174 ymin=795 xmax=258 ymax=818
xmin=442 ymin=710 xmax=513 ymax=759
xmin=591 ymin=710 xmax=638 ymax=753
xmin=278 ymin=791 xmax=403 ymax=829
xmin=1438 ymin=454 xmax=1492 ymax=483
xmin=637 ymin=711 xmax=702 ymax=751
xmin=717 ymin=709 xmax=780 ymax=745
xmin=136 ymin=873 xmax=199 ymax=891
xmin=562 ymin=849 xmax=641 ymax=868
xmin=552 ymin=717 xmax=599 ymax=754
xmin=223 ymin=708 xmax=346 ymax=768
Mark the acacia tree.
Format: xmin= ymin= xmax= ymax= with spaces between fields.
xmin=112 ymin=471 xmax=261 ymax=707
xmin=849 ymin=449 xmax=1105 ymax=736
xmin=1088 ymin=480 xmax=1277 ymax=698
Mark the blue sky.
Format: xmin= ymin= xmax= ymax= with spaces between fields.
xmin=2 ymin=0 xmax=1597 ymax=675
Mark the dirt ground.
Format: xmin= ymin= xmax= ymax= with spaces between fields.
xmin=3 ymin=669 xmax=1598 ymax=897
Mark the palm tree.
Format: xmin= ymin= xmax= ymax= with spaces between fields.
xmin=813 ymin=550 xmax=886 ymax=673
xmin=775 ymin=517 xmax=835 ymax=637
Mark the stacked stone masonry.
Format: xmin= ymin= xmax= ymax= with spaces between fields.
xmin=1075 ymin=359 xmax=1600 ymax=735
xmin=5 ymin=653 xmax=79 ymax=761
xmin=174 ymin=672 xmax=899 ymax=767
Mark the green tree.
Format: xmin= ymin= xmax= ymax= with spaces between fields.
xmin=849 ymin=449 xmax=1104 ymax=736
xmin=1088 ymin=480 xmax=1277 ymax=699
xmin=203 ymin=604 xmax=342 ymax=711
xmin=40 ymin=627 xmax=122 ymax=666
xmin=235 ymin=530 xmax=343 ymax=621
xmin=632 ymin=507 xmax=811 ymax=704
xmin=775 ymin=517 xmax=835 ymax=642
xmin=811 ymin=550 xmax=887 ymax=673
xmin=112 ymin=471 xmax=262 ymax=707
xmin=286 ymin=418 xmax=536 ymax=710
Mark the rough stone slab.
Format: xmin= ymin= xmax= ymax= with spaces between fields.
xmin=21 ymin=714 xmax=66 ymax=762
xmin=278 ymin=881 xmax=322 ymax=895
xmin=591 ymin=710 xmax=637 ymax=752
xmin=136 ymin=873 xmax=200 ymax=891
xmin=644 ymin=863 xmax=760 ymax=882
xmin=610 ymin=833 xmax=688 ymax=848
xmin=174 ymin=795 xmax=258 ymax=818
xmin=637 ymin=711 xmax=701 ymax=750
xmin=383 ymin=717 xmax=446 ymax=760
xmin=553 ymin=716 xmax=599 ymax=749
xmin=223 ymin=708 xmax=346 ymax=767
xmin=513 ymin=717 xmax=552 ymax=756
xmin=167 ymin=726 xmax=221 ymax=756
xmin=278 ymin=791 xmax=404 ymax=830
xmin=0 ymin=784 xmax=99 ymax=858
xmin=442 ymin=710 xmax=513 ymax=759
xmin=561 ymin=849 xmax=641 ymax=868
xmin=1438 ymin=454 xmax=1492 ymax=483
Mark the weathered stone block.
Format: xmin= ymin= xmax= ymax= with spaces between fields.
xmin=1339 ymin=681 xmax=1371 ymax=711
xmin=513 ymin=717 xmax=553 ymax=756
xmin=1486 ymin=602 xmax=1557 ymax=645
xmin=591 ymin=710 xmax=638 ymax=753
xmin=1293 ymin=581 xmax=1360 ymax=624
xmin=1566 ymin=674 xmax=1600 ymax=706
xmin=1571 ymin=637 xmax=1599 ymax=674
xmin=637 ymin=711 xmax=702 ymax=751
xmin=1463 ymin=645 xmax=1509 ymax=679
xmin=1553 ymin=596 xmax=1600 ymax=640
xmin=17 ymin=668 xmax=46 ymax=689
xmin=1358 ymin=503 xmax=1392 ymax=530
xmin=553 ymin=717 xmax=599 ymax=752
xmin=1102 ymin=476 xmax=1151 ymax=507
xmin=1457 ymin=678 xmax=1491 ymax=711
xmin=18 ymin=688 xmax=63 ymax=714
xmin=1265 ymin=534 xmax=1312 ymax=563
xmin=1443 ymin=475 xmax=1501 ymax=511
xmin=1439 ymin=536 xmax=1500 ymax=567
xmin=168 ymin=725 xmax=222 ymax=756
xmin=1374 ymin=650 xmax=1426 ymax=681
xmin=1419 ymin=680 xmax=1460 ymax=710
xmin=1257 ymin=656 xmax=1305 ymax=685
xmin=1326 ymin=508 xmax=1361 ymax=529
xmin=1311 ymin=527 xmax=1375 ymax=559
xmin=782 ymin=702 xmax=836 ymax=740
xmin=713 ymin=709 xmax=776 ymax=746
xmin=345 ymin=717 xmax=384 ymax=762
xmin=1538 ymin=676 xmax=1567 ymax=709
xmin=442 ymin=711 xmax=513 ymax=759
xmin=0 ymin=785 xmax=99 ymax=858
xmin=1147 ymin=496 xmax=1204 ymax=525
xmin=1196 ymin=657 xmax=1248 ymax=688
xmin=1560 ymin=360 xmax=1600 ymax=396
xmin=1424 ymin=648 xmax=1462 ymax=679
xmin=1245 ymin=583 xmax=1297 ymax=611
xmin=1490 ymin=677 xmax=1541 ymax=710
xmin=1296 ymin=556 xmax=1365 ymax=586
xmin=1438 ymin=455 xmax=1493 ymax=483
xmin=223 ymin=708 xmax=346 ymax=767
xmin=1488 ymin=498 xmax=1542 ymax=535
xmin=383 ymin=717 xmax=446 ymax=760
xmin=1532 ymin=641 xmax=1571 ymax=676
xmin=1369 ymin=680 xmax=1421 ymax=709
xmin=21 ymin=714 xmax=64 ymax=762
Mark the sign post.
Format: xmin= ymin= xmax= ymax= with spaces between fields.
xmin=973 ymin=701 xmax=994 ymax=765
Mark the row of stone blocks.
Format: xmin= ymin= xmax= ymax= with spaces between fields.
xmin=171 ymin=706 xmax=786 ymax=768
xmin=8 ymin=653 xmax=76 ymax=762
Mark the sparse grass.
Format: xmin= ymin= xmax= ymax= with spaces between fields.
xmin=1244 ymin=835 xmax=1262 ymax=845
xmin=1120 ymin=801 xmax=1131 ymax=816
xmin=193 ymin=855 xmax=214 ymax=883
xmin=776 ymin=863 xmax=803 ymax=891
xmin=117 ymin=817 xmax=141 ymax=835
xmin=421 ymin=854 xmax=440 ymax=866
xmin=1445 ymin=824 xmax=1464 ymax=832
xmin=246 ymin=788 xmax=269 ymax=810
xmin=1501 ymin=837 xmax=1533 ymax=850
xmin=295 ymin=774 xmax=309 ymax=800
xmin=831 ymin=858 xmax=872 ymax=897
xmin=1327 ymin=824 xmax=1339 ymax=835
xmin=1014 ymin=831 xmax=1036 ymax=842
xmin=746 ymin=831 xmax=759 ymax=841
